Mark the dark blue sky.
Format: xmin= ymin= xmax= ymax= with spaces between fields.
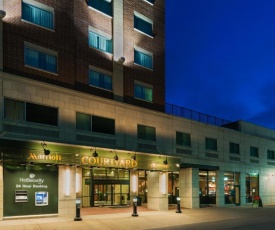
xmin=165 ymin=0 xmax=275 ymax=130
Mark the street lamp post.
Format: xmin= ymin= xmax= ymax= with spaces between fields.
xmin=74 ymin=198 xmax=82 ymax=221
xmin=176 ymin=197 xmax=182 ymax=213
xmin=132 ymin=197 xmax=138 ymax=217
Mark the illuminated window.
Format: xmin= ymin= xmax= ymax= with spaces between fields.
xmin=144 ymin=0 xmax=155 ymax=4
xmin=22 ymin=0 xmax=54 ymax=30
xmin=24 ymin=43 xmax=57 ymax=74
xmin=88 ymin=0 xmax=112 ymax=17
xmin=134 ymin=48 xmax=153 ymax=70
xmin=134 ymin=12 xmax=153 ymax=37
xmin=134 ymin=83 xmax=152 ymax=102
xmin=89 ymin=69 xmax=112 ymax=91
xmin=89 ymin=31 xmax=112 ymax=53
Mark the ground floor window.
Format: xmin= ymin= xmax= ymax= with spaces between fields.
xmin=224 ymin=172 xmax=240 ymax=204
xmin=199 ymin=170 xmax=216 ymax=205
xmin=138 ymin=170 xmax=147 ymax=203
xmin=168 ymin=172 xmax=179 ymax=204
xmin=246 ymin=173 xmax=259 ymax=203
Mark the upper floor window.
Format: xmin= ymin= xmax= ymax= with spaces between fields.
xmin=267 ymin=150 xmax=275 ymax=160
xmin=229 ymin=142 xmax=240 ymax=154
xmin=76 ymin=112 xmax=115 ymax=135
xmin=22 ymin=0 xmax=54 ymax=30
xmin=205 ymin=138 xmax=217 ymax=151
xmin=137 ymin=124 xmax=156 ymax=141
xmin=176 ymin=132 xmax=191 ymax=147
xmin=88 ymin=0 xmax=112 ymax=17
xmin=134 ymin=82 xmax=152 ymax=102
xmin=24 ymin=42 xmax=57 ymax=74
xmin=89 ymin=30 xmax=112 ymax=54
xmin=250 ymin=147 xmax=259 ymax=158
xmin=89 ymin=69 xmax=112 ymax=91
xmin=134 ymin=48 xmax=153 ymax=70
xmin=144 ymin=0 xmax=155 ymax=4
xmin=134 ymin=12 xmax=153 ymax=37
xmin=4 ymin=98 xmax=58 ymax=126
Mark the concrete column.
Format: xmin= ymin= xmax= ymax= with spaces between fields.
xmin=113 ymin=0 xmax=124 ymax=102
xmin=240 ymin=172 xmax=247 ymax=205
xmin=179 ymin=168 xmax=199 ymax=209
xmin=58 ymin=165 xmax=76 ymax=217
xmin=216 ymin=170 xmax=225 ymax=207
xmin=147 ymin=171 xmax=168 ymax=211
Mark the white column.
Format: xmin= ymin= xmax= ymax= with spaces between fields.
xmin=147 ymin=171 xmax=168 ymax=211
xmin=0 ymin=5 xmax=6 ymax=71
xmin=179 ymin=168 xmax=199 ymax=209
xmin=216 ymin=170 xmax=225 ymax=207
xmin=58 ymin=165 xmax=76 ymax=217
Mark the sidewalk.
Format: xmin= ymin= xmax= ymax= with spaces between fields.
xmin=0 ymin=205 xmax=273 ymax=230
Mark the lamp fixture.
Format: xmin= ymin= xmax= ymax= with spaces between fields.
xmin=91 ymin=147 xmax=98 ymax=157
xmin=114 ymin=154 xmax=119 ymax=161
xmin=117 ymin=56 xmax=125 ymax=64
xmin=41 ymin=142 xmax=50 ymax=155
xmin=131 ymin=153 xmax=136 ymax=161
xmin=163 ymin=156 xmax=168 ymax=165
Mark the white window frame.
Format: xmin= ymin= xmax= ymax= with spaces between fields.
xmin=22 ymin=0 xmax=55 ymax=31
xmin=134 ymin=11 xmax=153 ymax=38
xmin=134 ymin=46 xmax=153 ymax=70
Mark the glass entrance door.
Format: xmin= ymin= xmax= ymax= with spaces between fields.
xmin=93 ymin=183 xmax=129 ymax=206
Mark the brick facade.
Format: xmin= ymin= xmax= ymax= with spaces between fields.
xmin=2 ymin=0 xmax=165 ymax=111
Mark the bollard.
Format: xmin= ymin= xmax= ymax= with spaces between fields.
xmin=74 ymin=198 xmax=82 ymax=221
xmin=132 ymin=197 xmax=138 ymax=217
xmin=176 ymin=197 xmax=182 ymax=213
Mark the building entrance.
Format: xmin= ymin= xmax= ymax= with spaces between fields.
xmin=82 ymin=168 xmax=130 ymax=207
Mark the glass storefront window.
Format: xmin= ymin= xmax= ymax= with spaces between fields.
xmin=199 ymin=170 xmax=216 ymax=205
xmin=224 ymin=172 xmax=240 ymax=204
xmin=168 ymin=173 xmax=179 ymax=204
xmin=246 ymin=173 xmax=259 ymax=203
xmin=138 ymin=171 xmax=147 ymax=203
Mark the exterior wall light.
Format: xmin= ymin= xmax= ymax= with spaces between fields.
xmin=41 ymin=142 xmax=50 ymax=155
xmin=91 ymin=147 xmax=98 ymax=157
xmin=163 ymin=156 xmax=168 ymax=165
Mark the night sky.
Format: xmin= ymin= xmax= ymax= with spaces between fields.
xmin=165 ymin=0 xmax=275 ymax=130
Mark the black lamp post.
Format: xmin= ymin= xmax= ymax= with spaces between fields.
xmin=74 ymin=198 xmax=82 ymax=221
xmin=132 ymin=197 xmax=138 ymax=217
xmin=176 ymin=197 xmax=182 ymax=213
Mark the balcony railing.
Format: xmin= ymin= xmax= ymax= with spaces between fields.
xmin=165 ymin=103 xmax=231 ymax=127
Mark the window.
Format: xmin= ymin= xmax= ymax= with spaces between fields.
xmin=89 ymin=69 xmax=112 ymax=91
xmin=134 ymin=49 xmax=153 ymax=69
xmin=89 ymin=31 xmax=112 ymax=53
xmin=76 ymin=112 xmax=115 ymax=135
xmin=24 ymin=45 xmax=57 ymax=73
xmin=22 ymin=0 xmax=54 ymax=30
xmin=267 ymin=150 xmax=275 ymax=160
xmin=229 ymin=142 xmax=240 ymax=154
xmin=137 ymin=124 xmax=156 ymax=141
xmin=4 ymin=98 xmax=58 ymax=126
xmin=176 ymin=132 xmax=191 ymax=147
xmin=134 ymin=12 xmax=153 ymax=36
xmin=250 ymin=147 xmax=259 ymax=157
xmin=88 ymin=0 xmax=112 ymax=17
xmin=205 ymin=138 xmax=217 ymax=151
xmin=145 ymin=0 xmax=155 ymax=4
xmin=134 ymin=83 xmax=152 ymax=102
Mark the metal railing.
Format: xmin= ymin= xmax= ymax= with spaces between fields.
xmin=165 ymin=103 xmax=231 ymax=127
